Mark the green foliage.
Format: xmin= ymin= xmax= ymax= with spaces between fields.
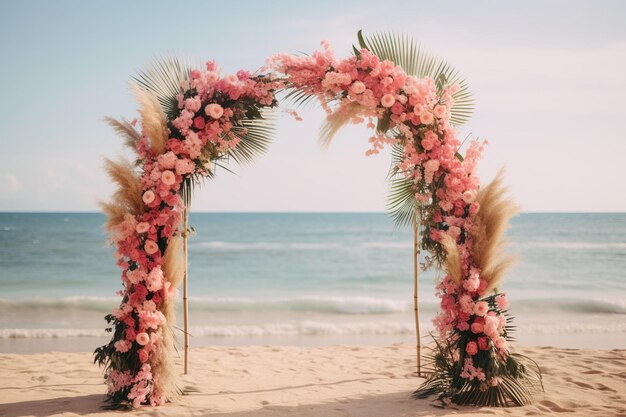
xmin=133 ymin=56 xmax=194 ymax=120
xmin=413 ymin=295 xmax=543 ymax=407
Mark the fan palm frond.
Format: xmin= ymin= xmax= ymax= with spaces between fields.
xmin=385 ymin=142 xmax=416 ymax=227
xmin=413 ymin=336 xmax=543 ymax=407
xmin=133 ymin=55 xmax=193 ymax=120
xmin=358 ymin=30 xmax=474 ymax=126
xmin=229 ymin=109 xmax=276 ymax=164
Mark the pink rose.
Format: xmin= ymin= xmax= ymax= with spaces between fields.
xmin=433 ymin=104 xmax=447 ymax=118
xmin=135 ymin=332 xmax=150 ymax=346
xmin=142 ymin=190 xmax=155 ymax=205
xmin=350 ymin=81 xmax=366 ymax=94
xmin=420 ymin=111 xmax=434 ymax=125
xmin=466 ymin=341 xmax=478 ymax=355
xmin=193 ymin=116 xmax=206 ymax=129
xmin=161 ymin=170 xmax=176 ymax=186
xmin=381 ymin=93 xmax=395 ymax=108
xmin=138 ymin=349 xmax=149 ymax=363
xmin=471 ymin=321 xmax=484 ymax=334
xmin=135 ymin=222 xmax=150 ymax=234
xmin=462 ymin=190 xmax=477 ymax=204
xmin=474 ymin=301 xmax=489 ymax=317
xmin=205 ymin=103 xmax=224 ymax=119
xmin=144 ymin=240 xmax=159 ymax=255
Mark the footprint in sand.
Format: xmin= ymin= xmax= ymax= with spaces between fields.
xmin=538 ymin=400 xmax=575 ymax=413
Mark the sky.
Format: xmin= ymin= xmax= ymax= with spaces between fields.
xmin=0 ymin=0 xmax=625 ymax=212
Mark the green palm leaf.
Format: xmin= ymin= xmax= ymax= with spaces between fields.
xmin=229 ymin=109 xmax=276 ymax=165
xmin=133 ymin=55 xmax=193 ymax=120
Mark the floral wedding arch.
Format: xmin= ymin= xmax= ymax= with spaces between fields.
xmin=95 ymin=31 xmax=541 ymax=409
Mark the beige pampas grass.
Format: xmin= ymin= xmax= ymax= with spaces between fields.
xmin=472 ymin=169 xmax=519 ymax=295
xmin=319 ymin=102 xmax=364 ymax=147
xmin=132 ymin=84 xmax=168 ymax=155
xmin=440 ymin=234 xmax=462 ymax=285
xmin=101 ymin=158 xmax=143 ymax=231
xmin=104 ymin=117 xmax=141 ymax=152
xmin=154 ymin=234 xmax=185 ymax=400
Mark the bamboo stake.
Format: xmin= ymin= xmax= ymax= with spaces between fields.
xmin=413 ymin=210 xmax=421 ymax=377
xmin=183 ymin=206 xmax=189 ymax=375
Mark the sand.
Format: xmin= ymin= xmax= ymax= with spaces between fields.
xmin=0 ymin=343 xmax=625 ymax=417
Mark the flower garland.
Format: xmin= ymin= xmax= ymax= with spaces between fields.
xmin=95 ymin=62 xmax=283 ymax=408
xmin=97 ymin=32 xmax=539 ymax=409
xmin=270 ymin=40 xmax=540 ymax=405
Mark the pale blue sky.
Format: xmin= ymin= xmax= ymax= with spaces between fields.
xmin=1 ymin=0 xmax=625 ymax=211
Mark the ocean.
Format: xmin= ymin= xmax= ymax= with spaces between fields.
xmin=0 ymin=212 xmax=625 ymax=353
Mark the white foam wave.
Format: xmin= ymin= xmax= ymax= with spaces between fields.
xmin=190 ymin=241 xmax=409 ymax=251
xmin=519 ymin=241 xmax=626 ymax=250
xmin=0 ymin=328 xmax=108 ymax=339
xmin=187 ymin=296 xmax=412 ymax=314
xmin=0 ymin=321 xmax=419 ymax=339
xmin=0 ymin=296 xmax=415 ymax=315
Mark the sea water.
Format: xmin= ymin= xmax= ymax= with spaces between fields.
xmin=0 ymin=212 xmax=624 ymax=353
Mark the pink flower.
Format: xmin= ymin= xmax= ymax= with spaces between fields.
xmin=184 ymin=97 xmax=201 ymax=113
xmin=161 ymin=170 xmax=176 ymax=186
xmin=471 ymin=321 xmax=484 ymax=334
xmin=421 ymin=130 xmax=438 ymax=151
xmin=462 ymin=190 xmax=477 ymax=204
xmin=466 ymin=341 xmax=478 ymax=355
xmin=114 ymin=340 xmax=131 ymax=353
xmin=350 ymin=81 xmax=366 ymax=94
xmin=494 ymin=337 xmax=508 ymax=351
xmin=478 ymin=336 xmax=489 ymax=350
xmin=175 ymin=159 xmax=195 ymax=176
xmin=193 ymin=116 xmax=206 ymax=129
xmin=381 ymin=93 xmax=395 ymax=108
xmin=474 ymin=301 xmax=489 ymax=317
xmin=433 ymin=104 xmax=447 ymax=118
xmin=205 ymin=103 xmax=224 ymax=119
xmin=495 ymin=294 xmax=509 ymax=310
xmin=135 ymin=332 xmax=150 ymax=346
xmin=135 ymin=222 xmax=150 ymax=234
xmin=420 ymin=111 xmax=434 ymax=125
xmin=144 ymin=240 xmax=159 ymax=255
xmin=142 ymin=190 xmax=155 ymax=205
xmin=138 ymin=349 xmax=149 ymax=363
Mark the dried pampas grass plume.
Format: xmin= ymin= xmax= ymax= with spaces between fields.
xmin=104 ymin=117 xmax=141 ymax=152
xmin=154 ymin=234 xmax=185 ymax=400
xmin=319 ymin=102 xmax=364 ymax=147
xmin=132 ymin=84 xmax=168 ymax=155
xmin=101 ymin=157 xmax=143 ymax=231
xmin=440 ymin=234 xmax=462 ymax=285
xmin=472 ymin=169 xmax=519 ymax=295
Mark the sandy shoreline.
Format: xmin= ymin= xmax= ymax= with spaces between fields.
xmin=1 ymin=343 xmax=625 ymax=417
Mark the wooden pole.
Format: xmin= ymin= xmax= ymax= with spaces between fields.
xmin=183 ymin=206 xmax=189 ymax=375
xmin=413 ymin=210 xmax=421 ymax=377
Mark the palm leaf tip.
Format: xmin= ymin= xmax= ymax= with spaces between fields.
xmin=360 ymin=31 xmax=474 ymax=126
xmin=229 ymin=108 xmax=276 ymax=164
xmin=133 ymin=55 xmax=193 ymax=119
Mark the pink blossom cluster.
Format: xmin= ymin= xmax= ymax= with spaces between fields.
xmin=170 ymin=61 xmax=284 ymax=159
xmin=102 ymin=62 xmax=282 ymax=407
xmin=271 ymin=42 xmax=509 ymax=386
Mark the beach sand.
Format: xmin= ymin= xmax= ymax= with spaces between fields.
xmin=0 ymin=343 xmax=625 ymax=417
